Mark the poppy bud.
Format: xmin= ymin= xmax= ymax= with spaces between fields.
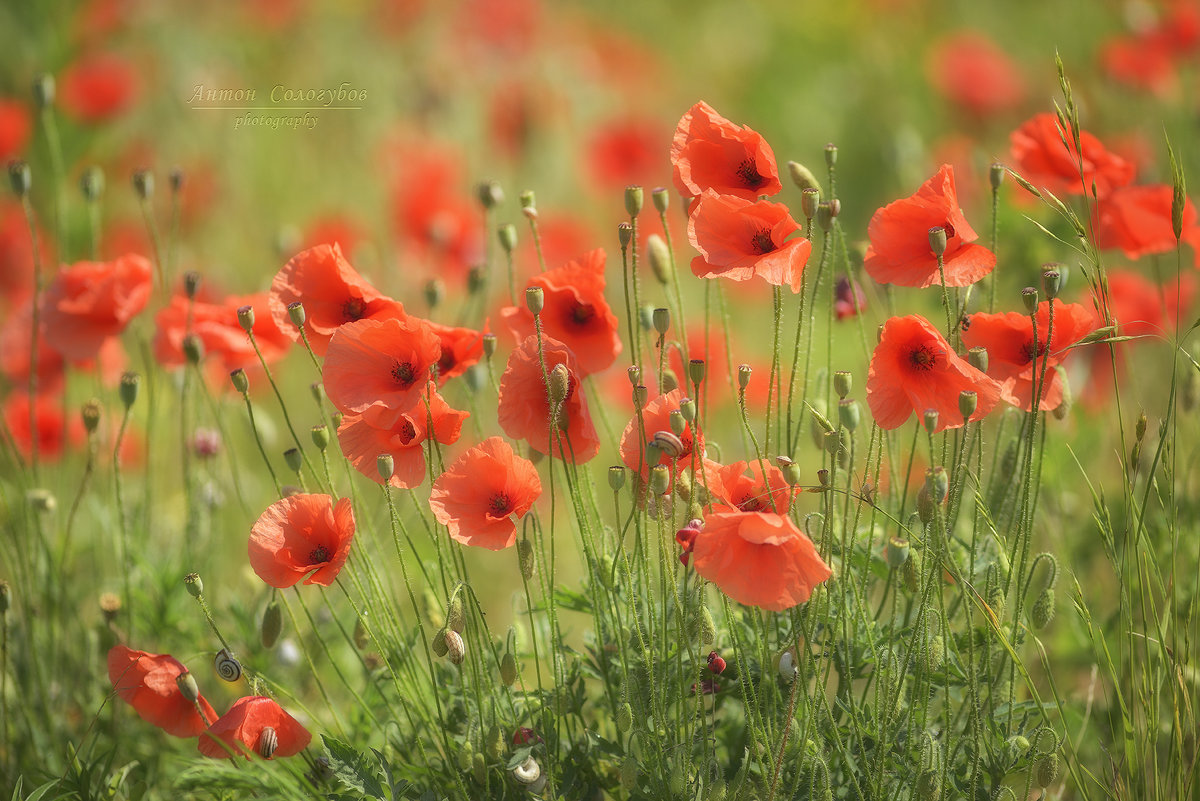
xmin=838 ymin=399 xmax=859 ymax=432
xmin=647 ymin=234 xmax=671 ymax=285
xmin=707 ymin=650 xmax=727 ymax=674
xmin=1021 ymin=287 xmax=1039 ymax=314
xmin=548 ymin=363 xmax=570 ymax=407
xmin=184 ymin=572 xmax=204 ymax=598
xmin=283 ymin=448 xmax=302 ymax=473
xmin=800 ymin=187 xmax=821 ymax=221
xmin=500 ymin=651 xmax=518 ymax=686
xmin=132 ymin=169 xmax=154 ymax=201
xmin=989 ymin=162 xmax=1006 ymax=190
xmin=617 ymin=221 xmax=632 ymax=249
xmin=967 ymin=346 xmax=988 ymax=373
xmin=1031 ymin=586 xmax=1056 ymax=629
xmin=229 ymin=368 xmax=249 ymax=394
xmin=886 ymin=537 xmax=910 ymax=568
xmin=632 ymin=384 xmax=648 ymax=409
xmin=959 ymin=390 xmax=977 ymax=422
xmin=81 ymin=399 xmax=102 ymax=434
xmin=922 ymin=408 xmax=939 ymax=434
xmin=497 ymin=223 xmax=517 ymax=254
xmin=788 ymin=161 xmax=821 ymax=193
xmin=175 ymin=670 xmax=200 ymax=702
xmin=235 ymin=304 xmax=255 ymax=332
xmin=261 ymin=599 xmax=283 ymax=648
xmin=928 ymin=226 xmax=948 ymax=258
xmin=737 ymin=364 xmax=752 ymax=391
xmin=8 ymin=160 xmax=31 ymax=197
xmin=688 ymin=359 xmax=706 ymax=386
xmin=608 ymin=465 xmax=626 ymax=491
xmin=446 ymin=592 xmax=465 ymax=633
xmin=679 ymin=397 xmax=696 ymax=423
xmin=80 ymin=166 xmax=105 ymax=201
xmin=651 ymin=186 xmax=670 ymax=213
xmin=625 ymin=185 xmax=643 ymax=217
xmin=525 ymin=286 xmax=543 ymax=316
xmin=377 ymin=453 xmax=394 ymax=481
xmin=649 ymin=465 xmax=671 ymax=496
xmin=518 ymin=538 xmax=535 ymax=579
xmin=32 ymin=73 xmax=55 ymax=107
xmin=477 ymin=179 xmax=504 ymax=209
xmin=310 ymin=424 xmax=329 ymax=451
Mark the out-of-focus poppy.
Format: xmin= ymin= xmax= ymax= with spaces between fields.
xmin=1009 ymin=113 xmax=1135 ymax=199
xmin=689 ymin=511 xmax=831 ymax=611
xmin=671 ymin=101 xmax=782 ymax=201
xmin=336 ymin=389 xmax=468 ymax=488
xmin=40 ymin=254 xmax=152 ymax=362
xmin=498 ymin=334 xmax=600 ymax=463
xmin=59 ymin=52 xmax=140 ymax=123
xmin=927 ymin=31 xmax=1025 ymax=119
xmin=198 ymin=696 xmax=311 ymax=759
xmin=429 ymin=437 xmax=542 ymax=551
xmin=863 ymin=165 xmax=994 ymax=289
xmin=687 ymin=190 xmax=810 ymax=293
xmin=866 ymin=314 xmax=1001 ymax=432
xmin=107 ymin=645 xmax=217 ymax=737
xmin=248 ymin=494 xmax=355 ymax=588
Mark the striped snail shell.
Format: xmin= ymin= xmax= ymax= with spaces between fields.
xmin=214 ymin=648 xmax=242 ymax=682
xmin=651 ymin=430 xmax=684 ymax=458
xmin=258 ymin=726 xmax=279 ymax=759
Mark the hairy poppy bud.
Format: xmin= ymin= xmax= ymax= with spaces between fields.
xmin=236 ymin=304 xmax=255 ymax=332
xmin=497 ymin=223 xmax=517 ymax=254
xmin=229 ymin=368 xmax=249 ymax=394
xmin=647 ymin=234 xmax=671 ymax=285
xmin=261 ymin=600 xmax=283 ymax=648
xmin=625 ymin=185 xmax=644 ymax=217
xmin=132 ymin=169 xmax=154 ymax=201
xmin=80 ymin=166 xmax=105 ymax=201
xmin=651 ymin=186 xmax=670 ymax=214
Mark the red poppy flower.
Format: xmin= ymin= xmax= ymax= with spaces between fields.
xmin=866 ymin=314 xmax=1001 ymax=432
xmin=0 ymin=99 xmax=31 ymax=162
xmin=336 ymin=389 xmax=468 ymax=488
xmin=198 ymin=696 xmax=311 ymax=759
xmin=961 ymin=300 xmax=1098 ymax=411
xmin=248 ymin=494 xmax=355 ymax=588
xmin=154 ymin=291 xmax=290 ymax=372
xmin=429 ymin=437 xmax=542 ymax=550
xmin=59 ymin=52 xmax=139 ymax=123
xmin=1009 ymin=113 xmax=1135 ymax=199
xmin=40 ymin=253 xmax=152 ymax=362
xmin=587 ymin=115 xmax=667 ymax=191
xmin=689 ymin=511 xmax=831 ymax=611
xmin=687 ymin=190 xmax=811 ymax=293
xmin=498 ymin=334 xmax=600 ymax=463
xmin=107 ymin=645 xmax=217 ymax=737
xmin=863 ymin=165 xmax=995 ymax=289
xmin=928 ymin=32 xmax=1025 ymax=118
xmin=426 ymin=319 xmax=487 ymax=382
xmin=619 ymin=388 xmax=704 ymax=480
xmin=672 ymin=101 xmax=782 ymax=201
xmin=322 ymin=317 xmax=442 ymax=429
xmin=1094 ymin=184 xmax=1199 ymax=260
xmin=269 ymin=243 xmax=405 ymax=356
xmin=705 ymin=459 xmax=795 ymax=514
xmin=499 ymin=248 xmax=622 ymax=376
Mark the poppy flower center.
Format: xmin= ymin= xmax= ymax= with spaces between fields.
xmin=309 ymin=545 xmax=331 ymax=564
xmin=750 ymin=228 xmax=776 ymax=255
xmin=342 ymin=297 xmax=367 ymax=321
xmin=490 ymin=493 xmax=512 ymax=514
xmin=736 ymin=157 xmax=766 ymax=189
xmin=570 ymin=303 xmax=596 ymax=326
xmin=392 ymin=361 xmax=416 ymax=386
xmin=908 ymin=344 xmax=939 ymax=371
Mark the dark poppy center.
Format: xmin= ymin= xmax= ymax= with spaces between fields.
xmin=570 ymin=303 xmax=596 ymax=326
xmin=392 ymin=361 xmax=416 ymax=386
xmin=909 ymin=345 xmax=938 ymax=371
xmin=343 ymin=297 xmax=367 ymax=321
xmin=750 ymin=228 xmax=775 ymax=255
xmin=309 ymin=545 xmax=331 ymax=564
xmin=490 ymin=493 xmax=511 ymax=514
xmin=736 ymin=157 xmax=765 ymax=189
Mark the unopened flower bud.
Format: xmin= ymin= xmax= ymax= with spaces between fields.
xmin=184 ymin=572 xmax=204 ymax=598
xmin=617 ymin=221 xmax=632 ymax=249
xmin=737 ymin=364 xmax=752 ymax=391
xmin=928 ymin=226 xmax=947 ymax=257
xmin=261 ymin=600 xmax=283 ymax=648
xmin=525 ymin=286 xmax=543 ymax=315
xmin=1022 ymin=287 xmax=1039 ymax=314
xmin=80 ymin=166 xmax=104 ymax=201
xmin=959 ymin=390 xmax=978 ymax=421
xmin=497 ymin=223 xmax=517 ymax=254
xmin=477 ymin=180 xmax=504 ymax=209
xmin=175 ymin=670 xmax=200 ymax=702
xmin=651 ymin=186 xmax=669 ymax=214
xmin=9 ymin=160 xmax=31 ymax=197
xmin=647 ymin=234 xmax=672 ymax=285
xmin=624 ymin=185 xmax=643 ymax=217
xmin=236 ymin=304 xmax=255 ymax=332
xmin=377 ymin=453 xmax=394 ymax=481
xmin=81 ymin=399 xmax=102 ymax=433
xmin=132 ymin=169 xmax=154 ymax=201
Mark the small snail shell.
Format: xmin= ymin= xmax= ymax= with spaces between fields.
xmin=512 ymin=756 xmax=541 ymax=785
xmin=214 ymin=648 xmax=242 ymax=682
xmin=258 ymin=726 xmax=278 ymax=759
xmin=651 ymin=430 xmax=684 ymax=458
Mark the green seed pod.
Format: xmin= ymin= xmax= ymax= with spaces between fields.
xmin=261 ymin=600 xmax=283 ymax=648
xmin=616 ymin=701 xmax=633 ymax=733
xmin=1031 ymin=587 xmax=1056 ymax=629
xmin=500 ymin=652 xmax=518 ymax=686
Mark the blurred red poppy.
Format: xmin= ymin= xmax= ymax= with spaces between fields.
xmin=866 ymin=314 xmax=1001 ymax=432
xmin=248 ymin=494 xmax=356 ymax=588
xmin=59 ymin=52 xmax=140 ymax=123
xmin=689 ymin=511 xmax=831 ymax=611
xmin=107 ymin=645 xmax=217 ymax=737
xmin=671 ymin=101 xmax=782 ymax=201
xmin=337 ymin=389 xmax=468 ymax=488
xmin=687 ymin=190 xmax=810 ymax=293
xmin=198 ymin=696 xmax=311 ymax=759
xmin=1094 ymin=184 xmax=1199 ymax=261
xmin=269 ymin=243 xmax=404 ymax=356
xmin=961 ymin=300 xmax=1097 ymax=411
xmin=322 ymin=316 xmax=442 ymax=429
xmin=40 ymin=254 xmax=153 ymax=361
xmin=863 ymin=165 xmax=994 ymax=289
xmin=0 ymin=99 xmax=31 ymax=162
xmin=429 ymin=437 xmax=542 ymax=550
xmin=498 ymin=334 xmax=600 ymax=463
xmin=1009 ymin=113 xmax=1135 ymax=199
xmin=928 ymin=31 xmax=1025 ymax=118
xmin=499 ymin=248 xmax=622 ymax=376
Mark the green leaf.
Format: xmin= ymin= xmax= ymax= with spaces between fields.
xmin=324 ymin=735 xmax=389 ymax=800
